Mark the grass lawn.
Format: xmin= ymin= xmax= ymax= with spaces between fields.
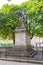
xmin=0 ymin=43 xmax=14 ymax=47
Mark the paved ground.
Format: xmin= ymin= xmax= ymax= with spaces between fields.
xmin=0 ymin=60 xmax=42 ymax=65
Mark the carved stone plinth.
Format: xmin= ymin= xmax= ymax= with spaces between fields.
xmin=14 ymin=27 xmax=31 ymax=49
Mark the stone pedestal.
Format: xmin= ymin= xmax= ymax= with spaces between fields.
xmin=7 ymin=27 xmax=37 ymax=57
xmin=14 ymin=27 xmax=31 ymax=49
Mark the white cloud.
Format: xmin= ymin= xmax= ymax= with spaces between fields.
xmin=0 ymin=0 xmax=28 ymax=9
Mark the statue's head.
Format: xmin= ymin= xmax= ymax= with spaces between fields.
xmin=16 ymin=10 xmax=22 ymax=17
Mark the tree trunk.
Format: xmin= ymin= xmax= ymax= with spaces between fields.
xmin=12 ymin=31 xmax=15 ymax=44
xmin=13 ymin=34 xmax=15 ymax=44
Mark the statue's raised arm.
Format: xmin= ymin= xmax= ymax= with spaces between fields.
xmin=16 ymin=10 xmax=27 ymax=27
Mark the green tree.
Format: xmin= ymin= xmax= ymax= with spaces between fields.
xmin=26 ymin=0 xmax=43 ymax=37
xmin=0 ymin=0 xmax=43 ymax=44
xmin=0 ymin=4 xmax=20 ymax=43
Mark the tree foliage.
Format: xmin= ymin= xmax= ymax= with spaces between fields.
xmin=0 ymin=0 xmax=43 ymax=41
xmin=26 ymin=0 xmax=43 ymax=37
xmin=0 ymin=4 xmax=20 ymax=40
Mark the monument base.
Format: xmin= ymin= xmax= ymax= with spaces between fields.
xmin=6 ymin=27 xmax=37 ymax=57
xmin=14 ymin=27 xmax=32 ymax=51
xmin=14 ymin=27 xmax=31 ymax=47
xmin=6 ymin=45 xmax=37 ymax=57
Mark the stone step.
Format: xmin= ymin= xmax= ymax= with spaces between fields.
xmin=5 ymin=49 xmax=37 ymax=57
xmin=6 ymin=51 xmax=37 ymax=57
xmin=9 ymin=46 xmax=27 ymax=51
xmin=7 ymin=49 xmax=34 ymax=54
xmin=7 ymin=46 xmax=33 ymax=51
xmin=31 ymin=51 xmax=37 ymax=57
xmin=4 ymin=45 xmax=37 ymax=57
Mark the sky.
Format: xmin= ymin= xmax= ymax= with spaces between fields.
xmin=0 ymin=0 xmax=28 ymax=9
